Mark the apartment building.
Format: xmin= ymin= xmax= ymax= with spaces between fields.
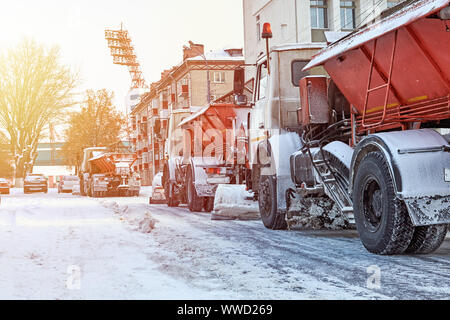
xmin=243 ymin=0 xmax=405 ymax=78
xmin=130 ymin=43 xmax=245 ymax=185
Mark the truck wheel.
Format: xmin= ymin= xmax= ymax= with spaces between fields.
xmin=203 ymin=197 xmax=215 ymax=213
xmin=353 ymin=152 xmax=414 ymax=255
xmin=259 ymin=175 xmax=287 ymax=230
xmin=405 ymin=224 xmax=448 ymax=254
xmin=187 ymin=170 xmax=203 ymax=212
xmin=166 ymin=182 xmax=179 ymax=208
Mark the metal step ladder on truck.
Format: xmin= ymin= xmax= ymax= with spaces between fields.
xmin=246 ymin=0 xmax=450 ymax=255
xmin=79 ymin=147 xmax=141 ymax=198
xmin=162 ymin=87 xmax=252 ymax=213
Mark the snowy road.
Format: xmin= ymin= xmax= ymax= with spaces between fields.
xmin=0 ymin=189 xmax=448 ymax=300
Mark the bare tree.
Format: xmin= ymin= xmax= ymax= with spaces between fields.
xmin=0 ymin=130 xmax=13 ymax=179
xmin=0 ymin=39 xmax=78 ymax=182
xmin=60 ymin=89 xmax=125 ymax=173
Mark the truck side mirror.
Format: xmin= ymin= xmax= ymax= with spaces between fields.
xmin=233 ymin=68 xmax=245 ymax=95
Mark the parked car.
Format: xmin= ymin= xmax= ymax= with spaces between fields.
xmin=149 ymin=172 xmax=166 ymax=204
xmin=0 ymin=178 xmax=10 ymax=194
xmin=24 ymin=174 xmax=48 ymax=194
xmin=58 ymin=175 xmax=79 ymax=193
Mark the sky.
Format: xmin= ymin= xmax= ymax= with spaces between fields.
xmin=0 ymin=0 xmax=244 ymax=113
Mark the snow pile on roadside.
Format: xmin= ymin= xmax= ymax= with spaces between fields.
xmin=101 ymin=200 xmax=158 ymax=234
xmin=212 ymin=184 xmax=260 ymax=221
xmin=286 ymin=195 xmax=351 ymax=230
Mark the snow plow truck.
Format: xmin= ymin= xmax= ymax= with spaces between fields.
xmin=162 ymin=93 xmax=252 ymax=213
xmin=245 ymin=0 xmax=449 ymax=255
xmin=79 ymin=147 xmax=141 ymax=197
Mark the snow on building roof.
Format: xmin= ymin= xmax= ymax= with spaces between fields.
xmin=304 ymin=0 xmax=449 ymax=70
xmin=178 ymin=105 xmax=211 ymax=128
xmin=186 ymin=48 xmax=244 ymax=62
xmin=271 ymin=43 xmax=327 ymax=52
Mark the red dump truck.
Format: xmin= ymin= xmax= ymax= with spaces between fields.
xmin=246 ymin=0 xmax=449 ymax=255
xmin=162 ymin=99 xmax=251 ymax=212
xmin=79 ymin=147 xmax=141 ymax=198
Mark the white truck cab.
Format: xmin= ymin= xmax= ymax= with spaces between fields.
xmin=247 ymin=44 xmax=326 ymax=216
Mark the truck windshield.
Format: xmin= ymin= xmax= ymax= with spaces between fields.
xmin=257 ymin=62 xmax=268 ymax=100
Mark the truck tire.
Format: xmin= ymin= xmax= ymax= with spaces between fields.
xmin=405 ymin=224 xmax=448 ymax=254
xmin=259 ymin=175 xmax=287 ymax=230
xmin=166 ymin=182 xmax=179 ymax=208
xmin=353 ymin=152 xmax=414 ymax=255
xmin=187 ymin=170 xmax=203 ymax=212
xmin=203 ymin=197 xmax=215 ymax=213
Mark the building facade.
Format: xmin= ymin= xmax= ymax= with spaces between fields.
xmin=243 ymin=0 xmax=405 ymax=78
xmin=130 ymin=43 xmax=245 ymax=186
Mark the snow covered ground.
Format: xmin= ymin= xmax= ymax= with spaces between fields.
xmin=0 ymin=188 xmax=448 ymax=300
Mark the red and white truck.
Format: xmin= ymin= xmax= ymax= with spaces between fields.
xmin=161 ymin=98 xmax=252 ymax=212
xmin=79 ymin=147 xmax=141 ymax=198
xmin=244 ymin=0 xmax=449 ymax=255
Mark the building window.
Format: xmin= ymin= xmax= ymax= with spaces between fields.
xmin=310 ymin=0 xmax=328 ymax=29
xmin=340 ymin=1 xmax=356 ymax=30
xmin=213 ymin=72 xmax=225 ymax=83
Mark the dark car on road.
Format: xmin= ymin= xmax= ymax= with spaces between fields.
xmin=0 ymin=178 xmax=10 ymax=194
xmin=24 ymin=174 xmax=48 ymax=194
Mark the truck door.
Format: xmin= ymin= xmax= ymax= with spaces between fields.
xmin=249 ymin=60 xmax=269 ymax=165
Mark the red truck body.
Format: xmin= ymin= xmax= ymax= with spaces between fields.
xmin=305 ymin=0 xmax=450 ymax=134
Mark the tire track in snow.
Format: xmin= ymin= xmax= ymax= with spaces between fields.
xmin=145 ymin=206 xmax=388 ymax=298
xmin=145 ymin=204 xmax=449 ymax=299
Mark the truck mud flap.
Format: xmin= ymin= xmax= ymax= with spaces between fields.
xmin=404 ymin=195 xmax=450 ymax=226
